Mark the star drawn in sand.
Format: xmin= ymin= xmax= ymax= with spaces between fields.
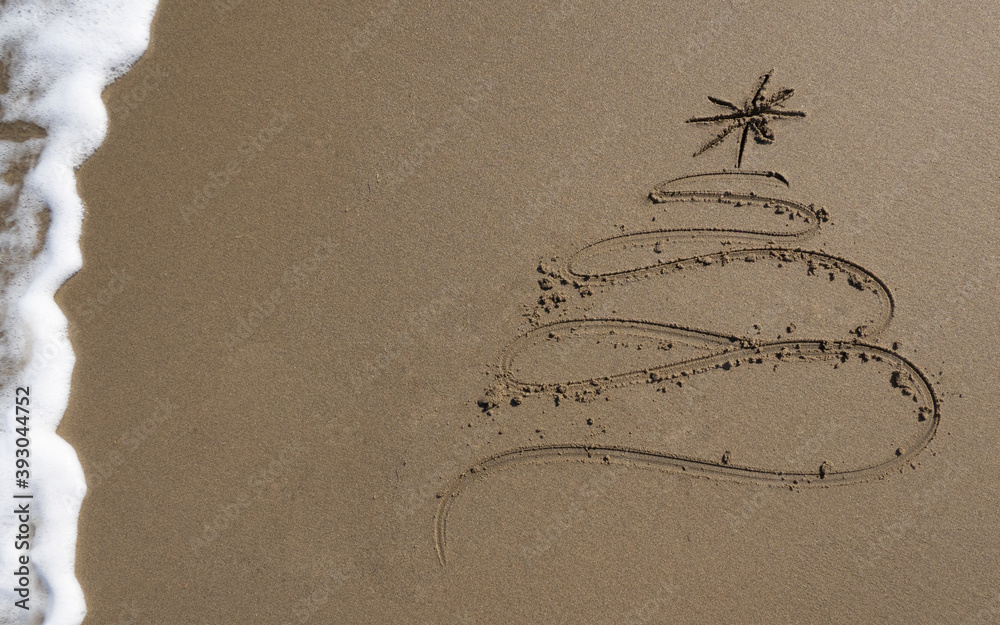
xmin=686 ymin=69 xmax=805 ymax=168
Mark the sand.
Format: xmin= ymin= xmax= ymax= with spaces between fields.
xmin=55 ymin=0 xmax=1000 ymax=623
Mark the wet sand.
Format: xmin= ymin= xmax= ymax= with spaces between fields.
xmin=57 ymin=0 xmax=1000 ymax=623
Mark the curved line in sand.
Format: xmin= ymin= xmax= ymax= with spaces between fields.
xmin=435 ymin=341 xmax=939 ymax=565
xmin=565 ymin=246 xmax=895 ymax=339
xmin=652 ymin=169 xmax=791 ymax=189
xmin=434 ymin=171 xmax=939 ymax=566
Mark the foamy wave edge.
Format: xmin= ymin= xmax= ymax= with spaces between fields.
xmin=0 ymin=2 xmax=158 ymax=623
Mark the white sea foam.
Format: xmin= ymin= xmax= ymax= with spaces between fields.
xmin=0 ymin=1 xmax=158 ymax=623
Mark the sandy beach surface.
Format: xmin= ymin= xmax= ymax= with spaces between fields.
xmin=56 ymin=1 xmax=1000 ymax=623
